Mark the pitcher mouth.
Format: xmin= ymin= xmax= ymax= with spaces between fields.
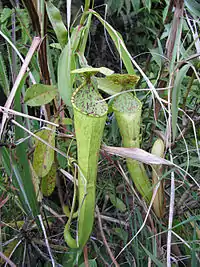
xmin=112 ymin=93 xmax=142 ymax=113
xmin=71 ymin=84 xmax=108 ymax=117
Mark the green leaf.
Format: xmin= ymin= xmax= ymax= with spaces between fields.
xmin=144 ymin=0 xmax=151 ymax=12
xmin=109 ymin=193 xmax=126 ymax=212
xmin=113 ymin=227 xmax=128 ymax=242
xmin=90 ymin=10 xmax=136 ymax=75
xmin=185 ymin=0 xmax=200 ymax=18
xmin=58 ymin=44 xmax=73 ymax=108
xmin=71 ymin=66 xmax=114 ymax=76
xmin=172 ymin=64 xmax=190 ymax=141
xmin=62 ymin=248 xmax=81 ymax=267
xmin=46 ymin=1 xmax=68 ymax=48
xmin=57 ymin=26 xmax=85 ymax=111
xmin=141 ymin=244 xmax=165 ymax=267
xmin=97 ymin=77 xmax=122 ymax=95
xmin=41 ymin=162 xmax=56 ymax=196
xmin=79 ymin=260 xmax=97 ymax=267
xmin=79 ymin=13 xmax=92 ymax=53
xmin=57 ymin=139 xmax=68 ymax=169
xmin=131 ymin=0 xmax=140 ymax=11
xmin=1 ymin=147 xmax=33 ymax=215
xmin=149 ymin=39 xmax=163 ymax=69
xmin=0 ymin=7 xmax=12 ymax=24
xmin=97 ymin=74 xmax=139 ymax=95
xmin=13 ymin=72 xmax=40 ymax=219
xmin=24 ymin=84 xmax=57 ymax=106
xmin=49 ymin=43 xmax=62 ymax=50
xmin=62 ymin=118 xmax=73 ymax=125
xmin=58 ymin=44 xmax=77 ymax=110
xmin=33 ymin=129 xmax=55 ymax=178
xmin=0 ymin=52 xmax=9 ymax=97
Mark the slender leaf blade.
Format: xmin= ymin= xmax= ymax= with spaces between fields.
xmin=90 ymin=10 xmax=136 ymax=75
xmin=46 ymin=1 xmax=68 ymax=48
xmin=172 ymin=64 xmax=190 ymax=140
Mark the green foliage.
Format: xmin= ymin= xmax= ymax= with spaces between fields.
xmin=46 ymin=1 xmax=68 ymax=48
xmin=24 ymin=84 xmax=57 ymax=106
xmin=0 ymin=0 xmax=199 ymax=266
xmin=33 ymin=128 xmax=56 ymax=178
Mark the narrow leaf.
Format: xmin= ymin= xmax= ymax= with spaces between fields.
xmin=144 ymin=0 xmax=151 ymax=12
xmin=131 ymin=0 xmax=140 ymax=11
xmin=46 ymin=1 xmax=68 ymax=48
xmin=58 ymin=44 xmax=75 ymax=108
xmin=141 ymin=244 xmax=165 ymax=267
xmin=90 ymin=10 xmax=135 ymax=75
xmin=102 ymin=145 xmax=172 ymax=166
xmin=172 ymin=64 xmax=190 ymax=140
xmin=0 ymin=52 xmax=9 ymax=96
xmin=79 ymin=260 xmax=97 ymax=267
xmin=185 ymin=0 xmax=200 ymax=17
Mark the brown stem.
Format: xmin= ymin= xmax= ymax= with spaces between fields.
xmin=83 ymin=246 xmax=89 ymax=267
xmin=96 ymin=206 xmax=120 ymax=267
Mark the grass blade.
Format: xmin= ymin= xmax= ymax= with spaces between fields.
xmin=172 ymin=64 xmax=190 ymax=140
xmin=90 ymin=10 xmax=136 ymax=75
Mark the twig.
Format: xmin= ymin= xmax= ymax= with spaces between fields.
xmin=96 ymin=206 xmax=120 ymax=267
xmin=96 ymin=214 xmax=128 ymax=227
xmin=167 ymin=73 xmax=175 ymax=267
xmin=43 ymin=204 xmax=65 ymax=224
xmin=0 ymin=106 xmax=59 ymax=127
xmin=32 ymin=238 xmax=68 ymax=252
xmin=31 ymin=241 xmax=62 ymax=267
xmin=0 ymin=252 xmax=16 ymax=267
xmin=83 ymin=246 xmax=89 ymax=267
xmin=0 ymin=36 xmax=41 ymax=139
xmin=167 ymin=168 xmax=175 ymax=267
xmin=38 ymin=214 xmax=56 ymax=267
xmin=11 ymin=119 xmax=68 ymax=159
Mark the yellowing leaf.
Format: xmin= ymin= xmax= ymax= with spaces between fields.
xmin=97 ymin=74 xmax=139 ymax=95
xmin=71 ymin=66 xmax=114 ymax=76
xmin=41 ymin=162 xmax=56 ymax=196
xmin=24 ymin=84 xmax=57 ymax=106
xmin=33 ymin=129 xmax=55 ymax=177
xmin=102 ymin=145 xmax=172 ymax=166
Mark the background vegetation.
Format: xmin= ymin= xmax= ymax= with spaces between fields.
xmin=0 ymin=0 xmax=199 ymax=266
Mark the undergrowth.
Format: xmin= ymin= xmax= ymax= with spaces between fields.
xmin=0 ymin=0 xmax=199 ymax=266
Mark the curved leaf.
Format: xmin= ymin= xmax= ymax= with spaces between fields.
xmin=97 ymin=74 xmax=139 ymax=95
xmin=46 ymin=1 xmax=67 ymax=48
xmin=90 ymin=10 xmax=136 ymax=75
xmin=71 ymin=66 xmax=114 ymax=76
xmin=24 ymin=84 xmax=57 ymax=106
